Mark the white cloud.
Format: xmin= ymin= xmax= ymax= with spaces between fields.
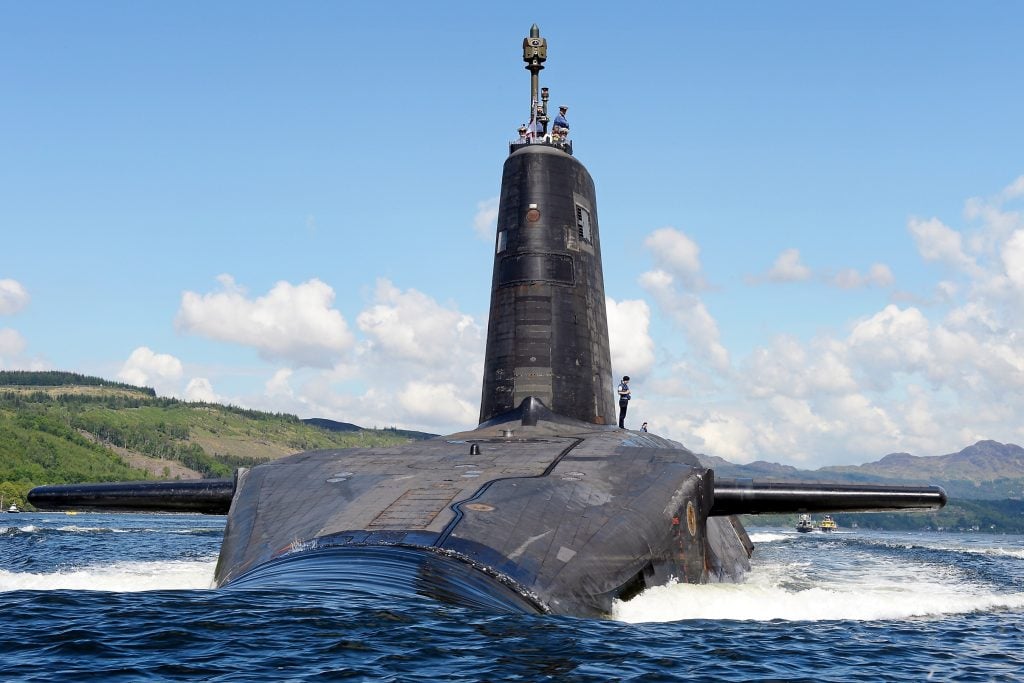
xmin=830 ymin=268 xmax=862 ymax=289
xmin=909 ymin=217 xmax=980 ymax=274
xmin=1000 ymin=230 xmax=1024 ymax=288
xmin=357 ymin=279 xmax=482 ymax=368
xmin=265 ymin=368 xmax=295 ymax=397
xmin=249 ymin=369 xmax=480 ymax=436
xmin=766 ymin=248 xmax=812 ymax=282
xmin=998 ymin=175 xmax=1024 ymax=201
xmin=935 ymin=280 xmax=958 ymax=302
xmin=647 ymin=196 xmax=1024 ymax=461
xmin=964 ymin=181 xmax=1023 ymax=256
xmin=640 ymin=269 xmax=730 ymax=371
xmin=691 ymin=412 xmax=756 ymax=463
xmin=0 ymin=327 xmax=47 ymax=371
xmin=752 ymin=249 xmax=893 ymax=290
xmin=745 ymin=335 xmax=856 ymax=399
xmin=631 ymin=183 xmax=1024 ymax=460
xmin=867 ymin=263 xmax=895 ymax=287
xmin=845 ymin=305 xmax=932 ymax=391
xmin=231 ymin=280 xmax=485 ymax=435
xmin=606 ymin=297 xmax=656 ymax=379
xmin=118 ymin=347 xmax=184 ymax=391
xmin=831 ymin=263 xmax=895 ymax=289
xmin=0 ymin=328 xmax=27 ymax=359
xmin=473 ymin=196 xmax=499 ymax=240
xmin=176 ymin=275 xmax=355 ymax=368
xmin=644 ymin=228 xmax=704 ymax=289
xmin=0 ymin=279 xmax=30 ymax=315
xmin=396 ymin=381 xmax=477 ymax=425
xmin=184 ymin=377 xmax=221 ymax=403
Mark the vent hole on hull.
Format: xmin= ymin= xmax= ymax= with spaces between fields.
xmin=615 ymin=561 xmax=655 ymax=602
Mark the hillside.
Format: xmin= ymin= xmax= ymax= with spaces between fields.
xmin=700 ymin=438 xmax=1024 ymax=531
xmin=0 ymin=371 xmax=422 ymax=509
xmin=821 ymin=440 xmax=1024 ymax=498
xmin=699 ymin=440 xmax=1024 ymax=500
xmin=303 ymin=417 xmax=436 ymax=441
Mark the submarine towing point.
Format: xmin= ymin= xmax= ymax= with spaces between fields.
xmin=28 ymin=24 xmax=947 ymax=619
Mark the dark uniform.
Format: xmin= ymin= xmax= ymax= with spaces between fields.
xmin=617 ymin=376 xmax=631 ymax=428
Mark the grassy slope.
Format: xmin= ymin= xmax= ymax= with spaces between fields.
xmin=0 ymin=374 xmax=417 ymax=509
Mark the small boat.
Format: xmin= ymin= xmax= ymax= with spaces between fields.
xmin=796 ymin=514 xmax=814 ymax=533
xmin=6 ymin=503 xmax=21 ymax=513
xmin=819 ymin=514 xmax=837 ymax=532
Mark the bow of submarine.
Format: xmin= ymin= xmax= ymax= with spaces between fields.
xmin=213 ymin=398 xmax=752 ymax=618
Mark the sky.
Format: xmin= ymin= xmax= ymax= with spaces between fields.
xmin=3 ymin=3 xmax=1024 ymax=467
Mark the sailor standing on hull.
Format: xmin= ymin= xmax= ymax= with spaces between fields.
xmin=617 ymin=376 xmax=631 ymax=429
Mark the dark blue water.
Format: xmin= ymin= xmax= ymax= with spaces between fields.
xmin=2 ymin=515 xmax=1022 ymax=681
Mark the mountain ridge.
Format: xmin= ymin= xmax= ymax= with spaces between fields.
xmin=698 ymin=439 xmax=1024 ymax=499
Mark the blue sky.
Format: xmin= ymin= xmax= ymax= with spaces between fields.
xmin=3 ymin=3 xmax=1024 ymax=466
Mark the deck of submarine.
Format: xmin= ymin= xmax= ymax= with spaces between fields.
xmin=215 ymin=416 xmax=702 ymax=586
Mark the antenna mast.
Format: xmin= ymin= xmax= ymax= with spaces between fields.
xmin=522 ymin=24 xmax=548 ymax=132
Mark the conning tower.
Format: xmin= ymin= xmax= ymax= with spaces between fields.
xmin=479 ymin=24 xmax=615 ymax=425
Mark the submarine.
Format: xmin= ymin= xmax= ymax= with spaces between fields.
xmin=29 ymin=25 xmax=946 ymax=618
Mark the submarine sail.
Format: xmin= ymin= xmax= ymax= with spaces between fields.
xmin=479 ymin=131 xmax=614 ymax=424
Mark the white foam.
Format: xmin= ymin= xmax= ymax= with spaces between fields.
xmin=856 ymin=535 xmax=1024 ymax=561
xmin=747 ymin=532 xmax=789 ymax=543
xmin=977 ymin=547 xmax=1024 ymax=560
xmin=919 ymin=542 xmax=1024 ymax=561
xmin=612 ymin=553 xmax=1024 ymax=623
xmin=0 ymin=560 xmax=217 ymax=592
xmin=613 ymin=579 xmax=1024 ymax=623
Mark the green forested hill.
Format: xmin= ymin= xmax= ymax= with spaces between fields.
xmin=0 ymin=372 xmax=420 ymax=509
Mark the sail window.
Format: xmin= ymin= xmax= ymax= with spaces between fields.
xmin=576 ymin=205 xmax=592 ymax=243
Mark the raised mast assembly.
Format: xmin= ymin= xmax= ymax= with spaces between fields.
xmin=523 ymin=23 xmax=547 ymax=128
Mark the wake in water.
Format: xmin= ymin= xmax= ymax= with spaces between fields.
xmin=0 ymin=513 xmax=225 ymax=594
xmin=4 ymin=516 xmax=1023 ymax=627
xmin=613 ymin=529 xmax=1024 ymax=623
xmin=3 ymin=516 xmax=1020 ymax=682
xmin=0 ymin=560 xmax=217 ymax=592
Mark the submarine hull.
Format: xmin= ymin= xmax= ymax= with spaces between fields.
xmin=214 ymin=402 xmax=752 ymax=617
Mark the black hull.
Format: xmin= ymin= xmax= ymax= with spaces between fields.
xmin=214 ymin=402 xmax=754 ymax=618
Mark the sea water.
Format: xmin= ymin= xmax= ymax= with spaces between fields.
xmin=1 ymin=514 xmax=1021 ymax=681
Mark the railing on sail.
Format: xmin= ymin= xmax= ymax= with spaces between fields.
xmin=509 ymin=137 xmax=573 ymax=155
